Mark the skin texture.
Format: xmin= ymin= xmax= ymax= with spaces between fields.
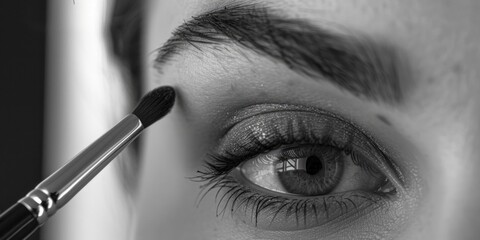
xmin=133 ymin=0 xmax=480 ymax=239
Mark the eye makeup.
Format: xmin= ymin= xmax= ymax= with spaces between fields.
xmin=193 ymin=103 xmax=405 ymax=231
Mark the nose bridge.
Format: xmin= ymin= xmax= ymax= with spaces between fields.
xmin=435 ymin=119 xmax=480 ymax=240
xmin=442 ymin=172 xmax=474 ymax=238
xmin=439 ymin=160 xmax=480 ymax=239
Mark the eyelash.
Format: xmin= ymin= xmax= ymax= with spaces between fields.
xmin=193 ymin=173 xmax=386 ymax=228
xmin=193 ymin=140 xmax=393 ymax=228
xmin=191 ymin=106 xmax=401 ymax=228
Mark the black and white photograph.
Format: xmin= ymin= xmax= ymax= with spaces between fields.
xmin=1 ymin=0 xmax=480 ymax=239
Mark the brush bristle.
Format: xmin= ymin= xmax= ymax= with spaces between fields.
xmin=132 ymin=86 xmax=175 ymax=128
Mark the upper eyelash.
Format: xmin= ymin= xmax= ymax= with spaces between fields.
xmin=191 ymin=118 xmax=393 ymax=190
xmin=196 ymin=136 xmax=378 ymax=181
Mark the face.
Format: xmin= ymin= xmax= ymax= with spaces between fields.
xmin=133 ymin=0 xmax=480 ymax=239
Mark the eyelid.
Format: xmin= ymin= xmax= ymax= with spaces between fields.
xmin=218 ymin=103 xmax=406 ymax=191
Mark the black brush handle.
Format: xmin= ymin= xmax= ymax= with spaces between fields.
xmin=0 ymin=203 xmax=38 ymax=240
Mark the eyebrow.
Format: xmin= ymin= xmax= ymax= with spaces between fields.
xmin=155 ymin=4 xmax=403 ymax=104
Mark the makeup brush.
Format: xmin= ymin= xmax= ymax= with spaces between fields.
xmin=0 ymin=86 xmax=175 ymax=240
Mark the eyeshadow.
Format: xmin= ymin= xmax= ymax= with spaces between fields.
xmin=216 ymin=103 xmax=405 ymax=189
xmin=226 ymin=104 xmax=350 ymax=130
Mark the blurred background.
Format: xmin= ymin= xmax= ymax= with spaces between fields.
xmin=0 ymin=1 xmax=46 ymax=240
xmin=0 ymin=1 xmax=132 ymax=239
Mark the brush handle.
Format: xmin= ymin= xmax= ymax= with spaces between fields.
xmin=16 ymin=114 xmax=143 ymax=227
xmin=0 ymin=203 xmax=38 ymax=240
xmin=0 ymin=114 xmax=144 ymax=239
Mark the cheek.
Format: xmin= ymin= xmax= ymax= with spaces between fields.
xmin=133 ymin=109 xmax=260 ymax=239
xmin=133 ymin=112 xmax=200 ymax=238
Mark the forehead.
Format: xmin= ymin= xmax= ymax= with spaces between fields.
xmin=145 ymin=0 xmax=480 ymax=114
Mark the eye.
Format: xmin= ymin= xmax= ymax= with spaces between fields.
xmin=194 ymin=104 xmax=403 ymax=231
xmin=236 ymin=144 xmax=392 ymax=197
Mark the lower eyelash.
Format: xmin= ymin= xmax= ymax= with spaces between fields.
xmin=192 ymin=173 xmax=386 ymax=228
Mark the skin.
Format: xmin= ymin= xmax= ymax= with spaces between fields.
xmin=133 ymin=0 xmax=480 ymax=239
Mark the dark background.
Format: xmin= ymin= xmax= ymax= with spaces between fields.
xmin=0 ymin=1 xmax=47 ymax=239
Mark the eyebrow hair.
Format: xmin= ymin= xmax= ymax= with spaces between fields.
xmin=155 ymin=4 xmax=403 ymax=104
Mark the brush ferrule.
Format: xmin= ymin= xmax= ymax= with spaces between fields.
xmin=18 ymin=189 xmax=55 ymax=225
xmin=18 ymin=114 xmax=144 ymax=225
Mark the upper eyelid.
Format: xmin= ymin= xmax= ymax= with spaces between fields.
xmin=225 ymin=104 xmax=340 ymax=130
xmin=225 ymin=104 xmax=367 ymax=133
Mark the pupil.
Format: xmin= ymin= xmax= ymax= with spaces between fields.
xmin=305 ymin=155 xmax=322 ymax=175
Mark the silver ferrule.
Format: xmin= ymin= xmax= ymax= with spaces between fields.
xmin=18 ymin=114 xmax=144 ymax=225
